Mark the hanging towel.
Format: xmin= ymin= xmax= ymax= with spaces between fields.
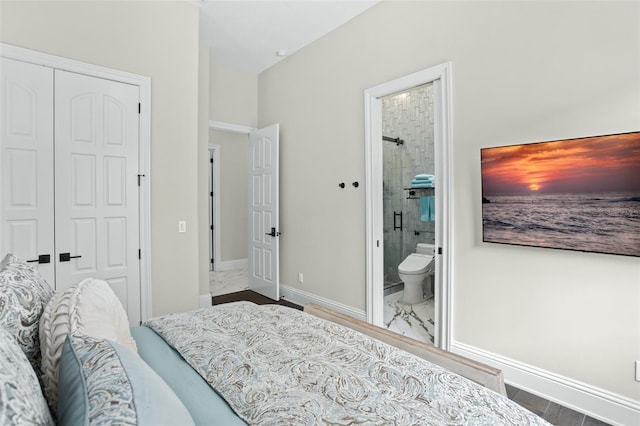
xmin=420 ymin=196 xmax=435 ymax=221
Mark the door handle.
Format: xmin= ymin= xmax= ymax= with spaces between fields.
xmin=26 ymin=254 xmax=51 ymax=264
xmin=393 ymin=211 xmax=403 ymax=231
xmin=265 ymin=227 xmax=281 ymax=237
xmin=59 ymin=253 xmax=82 ymax=262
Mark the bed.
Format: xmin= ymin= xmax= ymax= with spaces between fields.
xmin=0 ymin=253 xmax=550 ymax=425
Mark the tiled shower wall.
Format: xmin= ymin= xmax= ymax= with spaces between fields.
xmin=382 ymin=83 xmax=435 ymax=285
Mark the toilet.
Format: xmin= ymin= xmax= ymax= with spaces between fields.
xmin=398 ymin=243 xmax=435 ymax=304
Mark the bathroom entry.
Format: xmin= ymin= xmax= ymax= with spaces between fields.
xmin=382 ymin=84 xmax=437 ymax=344
xmin=364 ymin=63 xmax=453 ymax=349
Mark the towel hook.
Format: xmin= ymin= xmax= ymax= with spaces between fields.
xmin=352 ymin=181 xmax=359 ymax=188
xmin=338 ymin=182 xmax=345 ymax=189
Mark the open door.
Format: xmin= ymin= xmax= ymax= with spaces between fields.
xmin=248 ymin=124 xmax=279 ymax=300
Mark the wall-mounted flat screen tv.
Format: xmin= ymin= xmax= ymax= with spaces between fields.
xmin=481 ymin=131 xmax=640 ymax=257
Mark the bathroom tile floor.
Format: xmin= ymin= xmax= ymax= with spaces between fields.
xmin=383 ymin=290 xmax=435 ymax=345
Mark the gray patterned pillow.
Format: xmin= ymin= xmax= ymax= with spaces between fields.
xmin=0 ymin=326 xmax=54 ymax=425
xmin=58 ymin=334 xmax=194 ymax=426
xmin=39 ymin=278 xmax=138 ymax=411
xmin=0 ymin=253 xmax=54 ymax=376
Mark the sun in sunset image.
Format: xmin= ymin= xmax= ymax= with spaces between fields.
xmin=528 ymin=183 xmax=540 ymax=191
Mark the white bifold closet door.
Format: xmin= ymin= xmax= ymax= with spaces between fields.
xmin=0 ymin=58 xmax=55 ymax=285
xmin=0 ymin=58 xmax=141 ymax=325
xmin=54 ymin=70 xmax=140 ymax=323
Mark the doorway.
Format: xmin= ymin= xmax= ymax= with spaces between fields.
xmin=364 ymin=62 xmax=453 ymax=350
xmin=207 ymin=123 xmax=280 ymax=300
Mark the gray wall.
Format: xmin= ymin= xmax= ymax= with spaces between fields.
xmin=208 ymin=62 xmax=258 ymax=264
xmin=258 ymin=1 xmax=640 ymax=400
xmin=198 ymin=45 xmax=210 ymax=296
xmin=0 ymin=0 xmax=201 ymax=316
xmin=210 ymin=129 xmax=249 ymax=262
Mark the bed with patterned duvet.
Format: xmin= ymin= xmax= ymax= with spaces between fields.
xmin=0 ymin=253 xmax=549 ymax=425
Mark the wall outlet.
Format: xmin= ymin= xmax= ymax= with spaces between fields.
xmin=298 ymin=273 xmax=304 ymax=284
xmin=636 ymin=360 xmax=640 ymax=382
xmin=178 ymin=221 xmax=186 ymax=233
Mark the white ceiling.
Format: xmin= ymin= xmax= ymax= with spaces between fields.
xmin=199 ymin=0 xmax=380 ymax=74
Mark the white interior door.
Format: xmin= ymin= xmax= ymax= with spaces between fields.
xmin=248 ymin=124 xmax=279 ymax=300
xmin=54 ymin=69 xmax=141 ymax=324
xmin=0 ymin=58 xmax=55 ymax=286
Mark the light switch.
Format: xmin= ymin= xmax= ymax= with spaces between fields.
xmin=178 ymin=221 xmax=186 ymax=233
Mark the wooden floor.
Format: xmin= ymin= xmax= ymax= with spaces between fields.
xmin=211 ymin=289 xmax=302 ymax=310
xmin=212 ymin=290 xmax=611 ymax=426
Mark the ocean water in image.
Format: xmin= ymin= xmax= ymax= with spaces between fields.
xmin=482 ymin=192 xmax=640 ymax=256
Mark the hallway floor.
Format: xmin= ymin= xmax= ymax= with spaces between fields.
xmin=210 ymin=267 xmax=248 ymax=296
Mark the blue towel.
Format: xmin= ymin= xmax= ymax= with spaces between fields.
xmin=411 ymin=181 xmax=434 ymax=189
xmin=414 ymin=174 xmax=435 ymax=181
xmin=420 ymin=196 xmax=435 ymax=221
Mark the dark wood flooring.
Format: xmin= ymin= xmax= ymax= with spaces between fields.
xmin=505 ymin=385 xmax=611 ymax=426
xmin=212 ymin=290 xmax=612 ymax=426
xmin=211 ymin=289 xmax=302 ymax=310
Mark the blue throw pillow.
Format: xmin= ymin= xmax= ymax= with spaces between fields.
xmin=57 ymin=334 xmax=194 ymax=426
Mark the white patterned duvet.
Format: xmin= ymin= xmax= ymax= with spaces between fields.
xmin=145 ymin=301 xmax=550 ymax=426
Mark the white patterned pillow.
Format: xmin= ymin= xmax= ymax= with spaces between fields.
xmin=0 ymin=326 xmax=54 ymax=425
xmin=0 ymin=253 xmax=54 ymax=376
xmin=39 ymin=278 xmax=137 ymax=410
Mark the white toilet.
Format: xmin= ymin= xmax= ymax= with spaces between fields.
xmin=398 ymin=243 xmax=435 ymax=304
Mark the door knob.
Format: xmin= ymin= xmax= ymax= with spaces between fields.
xmin=59 ymin=253 xmax=82 ymax=262
xmin=265 ymin=227 xmax=281 ymax=237
xmin=26 ymin=254 xmax=51 ymax=264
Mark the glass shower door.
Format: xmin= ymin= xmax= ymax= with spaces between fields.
xmin=382 ymin=140 xmax=404 ymax=288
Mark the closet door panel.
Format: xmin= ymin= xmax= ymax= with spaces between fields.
xmin=0 ymin=58 xmax=55 ymax=287
xmin=55 ymin=70 xmax=141 ymax=324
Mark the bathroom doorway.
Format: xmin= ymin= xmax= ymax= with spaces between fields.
xmin=381 ymin=83 xmax=437 ymax=344
xmin=365 ymin=63 xmax=453 ymax=350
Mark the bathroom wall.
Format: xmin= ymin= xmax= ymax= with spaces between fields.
xmin=382 ymin=84 xmax=435 ymax=283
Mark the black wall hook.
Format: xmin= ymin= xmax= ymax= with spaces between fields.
xmin=338 ymin=182 xmax=345 ymax=189
xmin=352 ymin=181 xmax=359 ymax=188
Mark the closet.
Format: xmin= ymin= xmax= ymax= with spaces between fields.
xmin=1 ymin=57 xmax=141 ymax=324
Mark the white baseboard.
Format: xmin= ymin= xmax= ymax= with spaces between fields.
xmin=280 ymin=284 xmax=366 ymax=322
xmin=451 ymin=341 xmax=640 ymax=426
xmin=198 ymin=293 xmax=212 ymax=308
xmin=215 ymin=258 xmax=248 ymax=272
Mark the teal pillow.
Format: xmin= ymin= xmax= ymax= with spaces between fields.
xmin=57 ymin=334 xmax=194 ymax=426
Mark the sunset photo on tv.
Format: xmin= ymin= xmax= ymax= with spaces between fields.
xmin=480 ymin=131 xmax=640 ymax=257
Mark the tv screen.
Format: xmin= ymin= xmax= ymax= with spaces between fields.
xmin=481 ymin=131 xmax=640 ymax=257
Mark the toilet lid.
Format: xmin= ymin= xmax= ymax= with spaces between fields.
xmin=398 ymin=254 xmax=433 ymax=275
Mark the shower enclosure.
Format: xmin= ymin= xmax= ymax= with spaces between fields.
xmin=382 ymin=83 xmax=435 ymax=291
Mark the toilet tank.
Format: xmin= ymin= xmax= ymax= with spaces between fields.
xmin=416 ymin=243 xmax=435 ymax=255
